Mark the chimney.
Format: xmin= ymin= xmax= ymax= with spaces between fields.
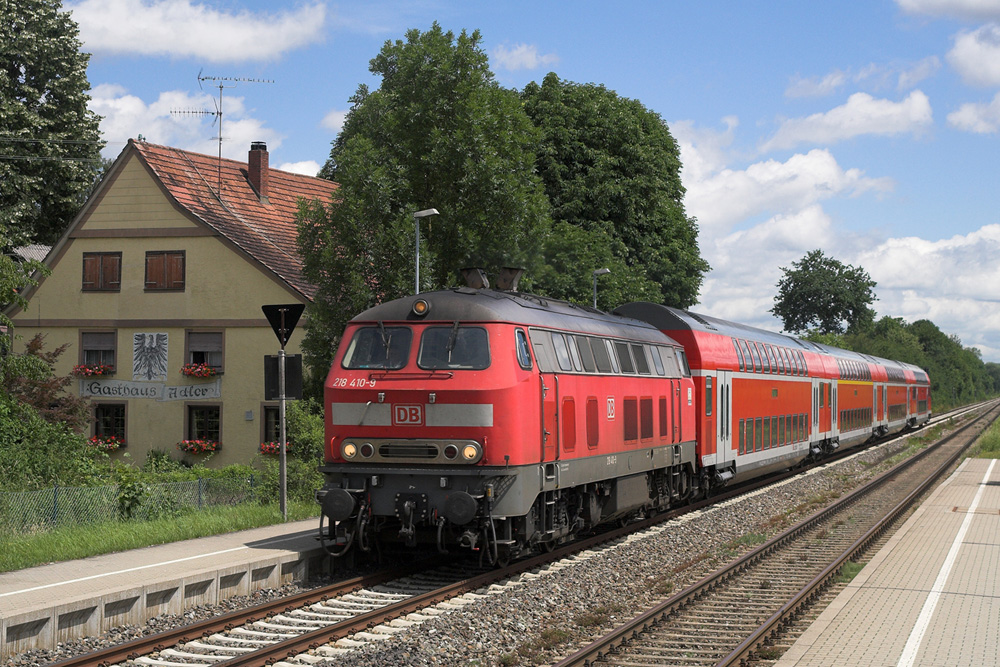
xmin=248 ymin=141 xmax=269 ymax=203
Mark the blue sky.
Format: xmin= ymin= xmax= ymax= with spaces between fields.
xmin=69 ymin=0 xmax=1000 ymax=360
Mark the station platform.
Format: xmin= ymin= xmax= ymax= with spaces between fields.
xmin=0 ymin=518 xmax=328 ymax=659
xmin=776 ymin=457 xmax=999 ymax=667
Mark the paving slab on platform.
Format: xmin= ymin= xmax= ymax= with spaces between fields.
xmin=776 ymin=458 xmax=1000 ymax=667
xmin=0 ymin=518 xmax=327 ymax=658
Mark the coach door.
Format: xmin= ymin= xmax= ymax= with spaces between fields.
xmin=716 ymin=371 xmax=734 ymax=468
xmin=812 ymin=378 xmax=821 ymax=441
xmin=540 ymin=373 xmax=560 ymax=464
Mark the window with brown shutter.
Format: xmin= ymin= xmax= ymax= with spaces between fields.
xmin=81 ymin=331 xmax=117 ymax=368
xmin=145 ymin=251 xmax=185 ymax=290
xmin=186 ymin=330 xmax=224 ymax=370
xmin=82 ymin=252 xmax=121 ymax=291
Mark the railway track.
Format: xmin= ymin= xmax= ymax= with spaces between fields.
xmin=553 ymin=401 xmax=999 ymax=667
xmin=42 ymin=406 xmax=985 ymax=667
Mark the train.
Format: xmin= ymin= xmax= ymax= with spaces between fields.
xmin=316 ymin=270 xmax=931 ymax=564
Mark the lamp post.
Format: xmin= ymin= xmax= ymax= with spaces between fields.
xmin=413 ymin=208 xmax=439 ymax=294
xmin=592 ymin=268 xmax=610 ymax=308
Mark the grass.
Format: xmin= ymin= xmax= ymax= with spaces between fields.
xmin=837 ymin=560 xmax=865 ymax=584
xmin=967 ymin=418 xmax=1000 ymax=459
xmin=0 ymin=501 xmax=319 ymax=572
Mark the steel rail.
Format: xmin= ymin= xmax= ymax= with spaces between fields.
xmin=718 ymin=401 xmax=1000 ymax=667
xmin=46 ymin=404 xmax=981 ymax=667
xmin=552 ymin=401 xmax=998 ymax=667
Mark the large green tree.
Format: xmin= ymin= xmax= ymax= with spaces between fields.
xmin=1 ymin=0 xmax=104 ymax=246
xmin=522 ymin=73 xmax=709 ymax=309
xmin=771 ymin=249 xmax=877 ymax=335
xmin=299 ymin=24 xmax=550 ymax=377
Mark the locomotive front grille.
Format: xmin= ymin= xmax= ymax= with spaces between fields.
xmin=379 ymin=443 xmax=438 ymax=459
xmin=340 ymin=438 xmax=483 ymax=464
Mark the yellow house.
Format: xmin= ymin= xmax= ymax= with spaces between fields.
xmin=5 ymin=139 xmax=338 ymax=466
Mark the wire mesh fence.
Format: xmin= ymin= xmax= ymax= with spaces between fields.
xmin=0 ymin=477 xmax=261 ymax=537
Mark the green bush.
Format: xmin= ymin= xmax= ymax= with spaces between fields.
xmin=0 ymin=392 xmax=101 ymax=491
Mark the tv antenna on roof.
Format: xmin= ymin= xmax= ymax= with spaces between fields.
xmin=170 ymin=70 xmax=273 ymax=197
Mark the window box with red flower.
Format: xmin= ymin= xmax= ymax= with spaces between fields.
xmin=72 ymin=363 xmax=114 ymax=377
xmin=177 ymin=439 xmax=219 ymax=454
xmin=260 ymin=441 xmax=292 ymax=455
xmin=88 ymin=435 xmax=125 ymax=452
xmin=180 ymin=362 xmax=218 ymax=378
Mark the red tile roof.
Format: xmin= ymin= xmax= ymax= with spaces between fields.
xmin=131 ymin=139 xmax=337 ymax=300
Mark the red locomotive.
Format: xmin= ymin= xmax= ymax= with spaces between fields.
xmin=317 ymin=277 xmax=930 ymax=564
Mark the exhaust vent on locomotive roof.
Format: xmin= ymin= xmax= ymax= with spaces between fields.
xmin=459 ymin=267 xmax=525 ymax=291
xmin=461 ymin=267 xmax=490 ymax=289
xmin=495 ymin=267 xmax=524 ymax=291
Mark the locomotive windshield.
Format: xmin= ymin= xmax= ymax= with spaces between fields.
xmin=341 ymin=325 xmax=412 ymax=370
xmin=418 ymin=325 xmax=490 ymax=370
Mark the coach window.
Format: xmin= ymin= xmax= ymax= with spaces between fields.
xmin=748 ymin=343 xmax=762 ymax=373
xmin=515 ymin=329 xmax=532 ymax=370
xmin=576 ymin=336 xmax=596 ymax=372
xmin=733 ymin=339 xmax=745 ymax=372
xmin=705 ymin=377 xmax=713 ymax=416
xmin=755 ymin=417 xmax=763 ymax=452
xmin=745 ymin=419 xmax=754 ymax=454
xmin=551 ymin=333 xmax=574 ymax=371
xmin=738 ymin=418 xmax=745 ymax=454
xmin=777 ymin=348 xmax=788 ymax=374
xmin=651 ymin=346 xmax=666 ymax=375
xmin=631 ymin=344 xmax=651 ymax=374
xmin=567 ymin=335 xmax=584 ymax=371
xmin=614 ymin=341 xmax=636 ymax=374
xmin=591 ymin=337 xmax=614 ymax=373
xmin=674 ymin=348 xmax=691 ymax=377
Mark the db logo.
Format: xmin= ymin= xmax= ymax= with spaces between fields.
xmin=607 ymin=397 xmax=615 ymax=420
xmin=393 ymin=404 xmax=424 ymax=425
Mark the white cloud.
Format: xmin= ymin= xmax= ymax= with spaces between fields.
xmin=947 ymin=24 xmax=1000 ymax=86
xmin=760 ymin=91 xmax=933 ymax=152
xmin=786 ymin=71 xmax=848 ymax=98
xmin=785 ymin=59 xmax=940 ymax=99
xmin=948 ymin=91 xmax=1000 ymax=131
xmin=897 ymin=56 xmax=942 ymax=90
xmin=66 ymin=0 xmax=327 ymax=62
xmin=88 ymin=83 xmax=282 ymax=160
xmin=896 ymin=0 xmax=1000 ymax=21
xmin=321 ymin=109 xmax=348 ymax=135
xmin=278 ymin=160 xmax=321 ymax=177
xmin=683 ymin=147 xmax=892 ymax=232
xmin=490 ymin=43 xmax=558 ymax=71
xmin=677 ymin=115 xmax=1000 ymax=360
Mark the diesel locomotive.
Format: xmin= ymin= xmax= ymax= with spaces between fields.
xmin=316 ymin=274 xmax=930 ymax=564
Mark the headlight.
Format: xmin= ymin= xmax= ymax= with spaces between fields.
xmin=412 ymin=299 xmax=430 ymax=316
xmin=462 ymin=444 xmax=479 ymax=461
xmin=342 ymin=442 xmax=357 ymax=458
xmin=360 ymin=442 xmax=375 ymax=458
xmin=443 ymin=444 xmax=459 ymax=460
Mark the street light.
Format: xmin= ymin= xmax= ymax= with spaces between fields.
xmin=592 ymin=268 xmax=611 ymax=308
xmin=413 ymin=208 xmax=439 ymax=294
